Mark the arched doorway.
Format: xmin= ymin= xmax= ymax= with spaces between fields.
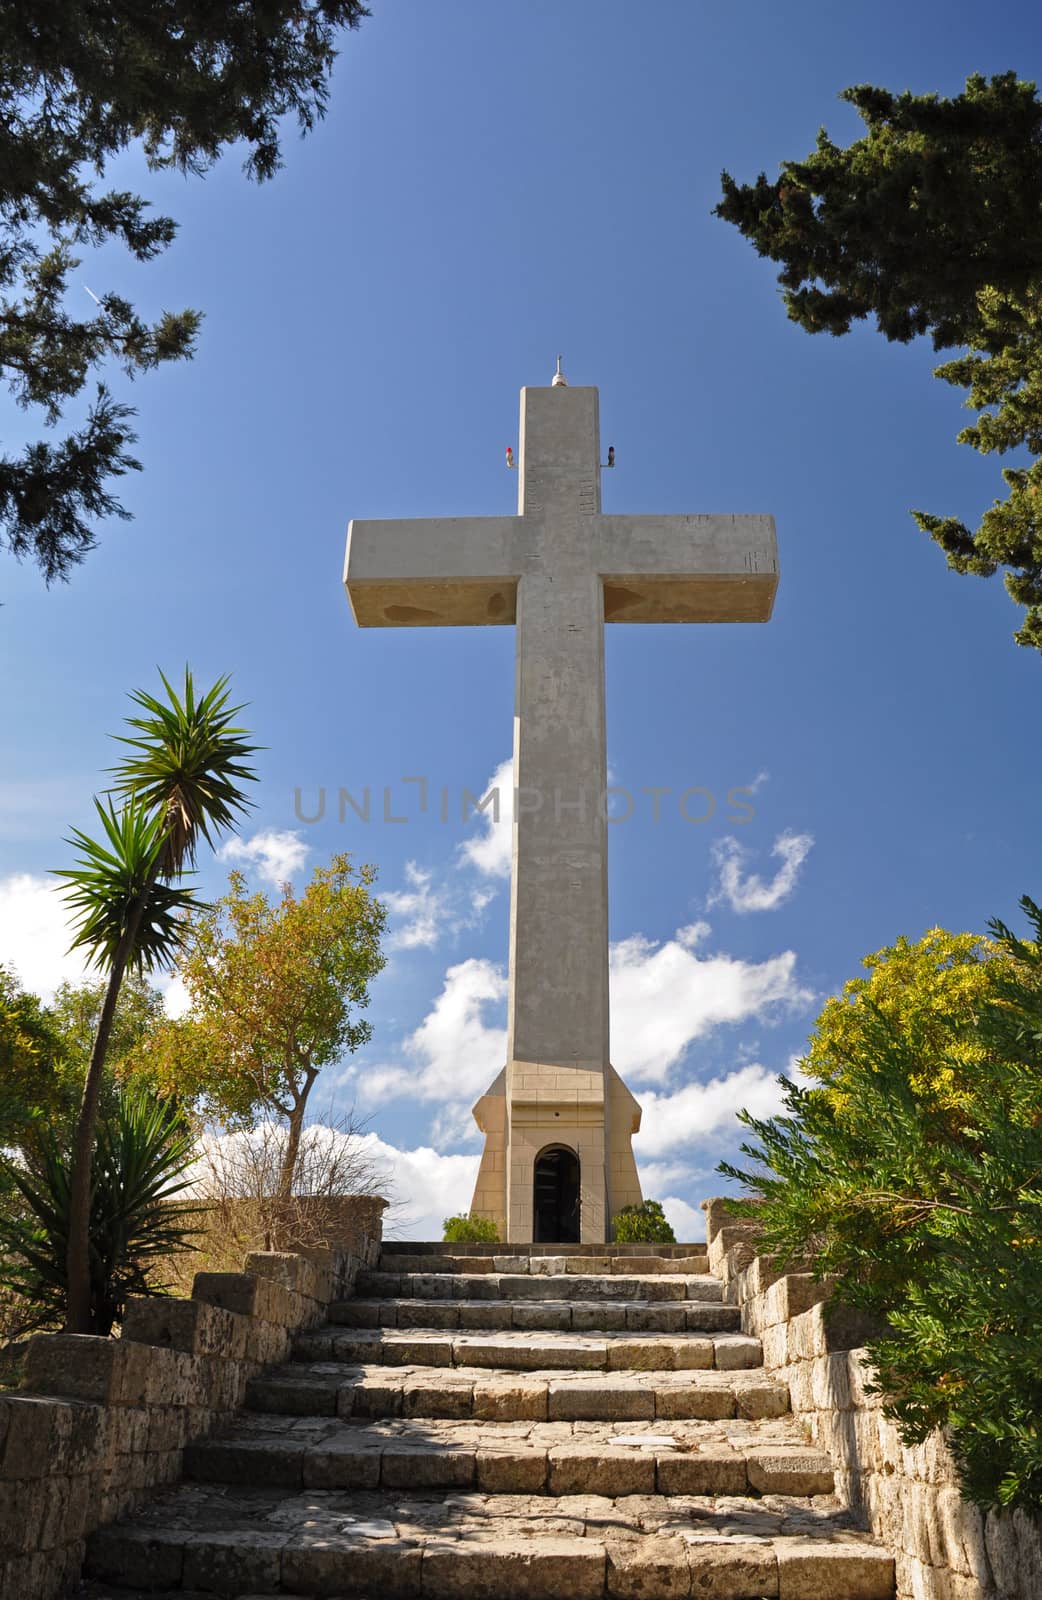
xmin=533 ymin=1145 xmax=580 ymax=1243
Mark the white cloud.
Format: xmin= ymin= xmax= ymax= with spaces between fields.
xmin=660 ymin=1195 xmax=704 ymax=1243
xmin=610 ymin=922 xmax=812 ymax=1083
xmin=636 ymin=1158 xmax=705 ymax=1195
xmin=348 ymin=958 xmax=507 ymax=1123
xmin=708 ymin=830 xmax=814 ymax=915
xmin=0 ymin=873 xmax=92 ymax=998
xmin=346 ymin=916 xmax=809 ymax=1145
xmin=384 ymin=862 xmax=453 ymax=951
xmin=634 ymin=1062 xmax=792 ymax=1156
xmin=359 ymin=1134 xmax=481 ymax=1239
xmin=0 ymin=873 xmax=202 ymax=1019
xmin=458 ymin=756 xmax=513 ymax=879
xmin=218 ymin=828 xmax=309 ymax=887
xmin=159 ymin=973 xmax=192 ymax=1019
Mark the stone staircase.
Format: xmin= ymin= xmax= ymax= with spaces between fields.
xmin=80 ymin=1240 xmax=895 ymax=1599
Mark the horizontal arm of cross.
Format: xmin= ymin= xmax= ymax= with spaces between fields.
xmin=345 ymin=517 xmax=519 ymax=627
xmin=596 ymin=514 xmax=778 ymax=623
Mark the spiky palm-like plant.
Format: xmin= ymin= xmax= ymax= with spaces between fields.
xmin=0 ymin=1086 xmax=202 ymax=1336
xmin=56 ymin=671 xmax=256 ymax=1333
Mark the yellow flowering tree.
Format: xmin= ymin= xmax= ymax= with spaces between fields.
xmin=804 ymin=928 xmax=1013 ymax=1121
xmin=138 ymin=855 xmax=386 ymax=1200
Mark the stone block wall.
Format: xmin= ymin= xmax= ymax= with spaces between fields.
xmin=0 ymin=1199 xmax=384 ymax=1599
xmin=703 ymin=1199 xmax=1042 ymax=1600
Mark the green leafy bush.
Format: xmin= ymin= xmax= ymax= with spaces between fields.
xmin=442 ymin=1214 xmax=499 ymax=1244
xmin=612 ymin=1200 xmax=676 ymax=1244
xmin=720 ymin=897 xmax=1042 ymax=1511
xmin=0 ymin=1086 xmax=204 ymax=1336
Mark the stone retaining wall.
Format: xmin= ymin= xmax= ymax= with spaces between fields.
xmin=0 ymin=1198 xmax=385 ymax=1599
xmin=703 ymin=1198 xmax=1042 ymax=1600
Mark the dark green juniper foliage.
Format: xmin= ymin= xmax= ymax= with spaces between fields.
xmin=0 ymin=0 xmax=370 ymax=586
xmin=717 ymin=73 xmax=1042 ymax=650
xmin=720 ymin=897 xmax=1042 ymax=1511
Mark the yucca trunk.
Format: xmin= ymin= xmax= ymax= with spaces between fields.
xmin=65 ymin=893 xmax=151 ymax=1334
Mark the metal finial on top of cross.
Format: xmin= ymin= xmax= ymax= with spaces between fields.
xmin=551 ymin=355 xmax=567 ymax=387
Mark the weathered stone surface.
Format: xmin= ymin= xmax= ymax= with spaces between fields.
xmin=548 ymin=1444 xmax=656 ymax=1496
xmin=282 ymin=1535 xmax=422 ymax=1596
xmin=734 ymin=1383 xmax=790 ymax=1421
xmin=25 ymin=1335 xmax=147 ymax=1407
xmin=302 ymin=1433 xmax=383 ymax=1489
xmin=747 ymin=1449 xmax=833 ymax=1496
xmin=606 ymin=1339 xmax=708 ymax=1373
xmin=711 ymin=1335 xmax=762 ymax=1371
xmin=184 ymin=1435 xmax=304 ymax=1488
xmin=624 ymin=1304 xmax=686 ymax=1334
xmin=606 ymin=1533 xmax=692 ymax=1597
xmin=512 ymin=1301 xmax=573 ymax=1331
xmin=476 ymin=1447 xmax=548 ymax=1493
xmin=762 ymin=1275 xmax=830 ymax=1330
xmin=683 ymin=1538 xmax=777 ymax=1599
xmin=549 ymin=1381 xmax=655 ymax=1422
xmin=774 ymin=1538 xmax=894 ymax=1598
xmin=655 ymin=1384 xmax=735 ymax=1422
xmin=87 ymin=1525 xmax=185 ymax=1588
xmin=461 ymin=1301 xmax=512 ymax=1330
xmin=180 ymin=1530 xmax=283 ymax=1593
xmin=247 ymin=1373 xmax=338 ymax=1415
xmin=401 ymin=1375 xmax=475 ymax=1418
xmin=123 ymin=1296 xmax=248 ymax=1361
xmin=473 ymin=1379 xmax=548 ymax=1422
xmin=421 ymin=1535 xmax=606 ymax=1598
xmin=192 ymin=1271 xmax=300 ymax=1327
xmin=397 ymin=1300 xmax=459 ymax=1329
xmin=656 ymin=1450 xmax=747 ymax=1496
xmin=244 ymin=1250 xmax=322 ymax=1300
xmin=380 ymin=1442 xmax=476 ymax=1489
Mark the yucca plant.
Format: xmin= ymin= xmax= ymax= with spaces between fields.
xmin=55 ymin=670 xmax=256 ymax=1332
xmin=0 ymin=1087 xmax=204 ymax=1336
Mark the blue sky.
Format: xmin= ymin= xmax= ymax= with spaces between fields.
xmin=2 ymin=1 xmax=1040 ymax=1237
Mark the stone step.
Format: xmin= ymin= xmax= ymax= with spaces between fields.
xmin=328 ymin=1295 xmax=740 ymax=1334
xmin=291 ymin=1325 xmax=762 ymax=1373
xmin=356 ymin=1269 xmax=721 ymax=1303
xmin=183 ymin=1413 xmax=835 ymax=1498
xmin=247 ymin=1362 xmax=791 ymax=1422
xmin=85 ymin=1484 xmax=895 ymax=1599
xmin=380 ymin=1251 xmax=710 ymax=1276
xmin=380 ymin=1240 xmax=707 ymax=1257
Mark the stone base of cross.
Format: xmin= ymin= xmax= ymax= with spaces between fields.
xmin=345 ymin=373 xmax=777 ymax=1242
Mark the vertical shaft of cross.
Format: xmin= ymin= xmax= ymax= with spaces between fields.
xmin=507 ymin=385 xmax=609 ymax=1072
xmin=500 ymin=384 xmax=620 ymax=1241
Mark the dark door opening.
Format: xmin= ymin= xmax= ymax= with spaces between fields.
xmin=533 ymin=1145 xmax=580 ymax=1243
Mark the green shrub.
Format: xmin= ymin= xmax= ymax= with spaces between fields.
xmin=442 ymin=1213 xmax=499 ymax=1243
xmin=0 ymin=1085 xmax=204 ymax=1336
xmin=612 ymin=1200 xmax=676 ymax=1244
xmin=720 ymin=896 xmax=1042 ymax=1511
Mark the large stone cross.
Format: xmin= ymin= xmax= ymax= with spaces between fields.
xmin=344 ymin=374 xmax=778 ymax=1242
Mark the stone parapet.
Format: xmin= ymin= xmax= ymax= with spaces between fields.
xmin=0 ymin=1193 xmax=384 ymax=1599
xmin=701 ymin=1195 xmax=1042 ymax=1600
